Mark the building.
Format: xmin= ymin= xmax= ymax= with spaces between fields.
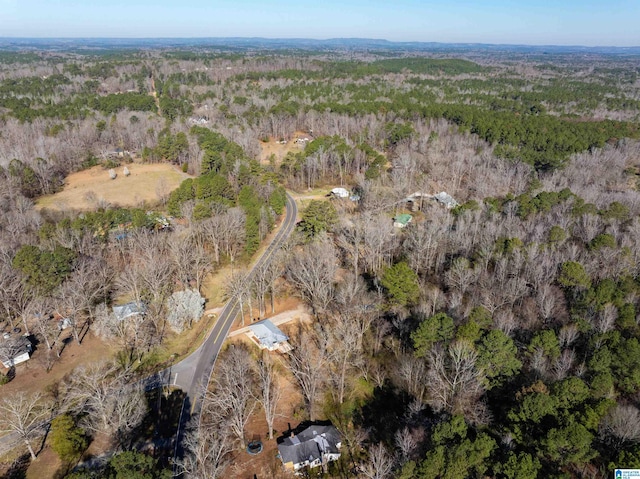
xmin=0 ymin=336 xmax=33 ymax=368
xmin=434 ymin=191 xmax=459 ymax=209
xmin=112 ymin=301 xmax=146 ymax=322
xmin=278 ymin=424 xmax=342 ymax=472
xmin=247 ymin=319 xmax=292 ymax=353
xmin=393 ymin=213 xmax=413 ymax=228
xmin=329 ymin=187 xmax=350 ymax=198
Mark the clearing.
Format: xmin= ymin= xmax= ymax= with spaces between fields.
xmin=36 ymin=163 xmax=192 ymax=211
xmin=259 ymin=131 xmax=311 ymax=165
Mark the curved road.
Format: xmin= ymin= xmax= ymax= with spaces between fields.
xmin=0 ymin=192 xmax=298 ymax=457
xmin=146 ymin=193 xmax=297 ymax=425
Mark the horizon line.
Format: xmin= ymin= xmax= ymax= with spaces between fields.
xmin=0 ymin=37 xmax=638 ymax=50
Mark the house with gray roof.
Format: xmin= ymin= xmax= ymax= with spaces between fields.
xmin=247 ymin=319 xmax=292 ymax=353
xmin=434 ymin=191 xmax=459 ymax=209
xmin=278 ymin=424 xmax=342 ymax=472
xmin=112 ymin=301 xmax=146 ymax=322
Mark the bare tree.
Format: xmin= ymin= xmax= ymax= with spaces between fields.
xmin=427 ymin=340 xmax=486 ymax=422
xmin=256 ymin=353 xmax=282 ymax=440
xmin=53 ymin=281 xmax=86 ymax=344
xmin=170 ymin=234 xmax=213 ymax=293
xmin=335 ymin=216 xmax=366 ymax=276
xmin=285 ymin=236 xmax=337 ymax=317
xmin=224 ymin=270 xmax=250 ymax=325
xmin=601 ymin=404 xmax=640 ymax=446
xmin=205 ymin=346 xmax=257 ymax=448
xmin=65 ymin=362 xmax=146 ymax=442
xmin=395 ymin=354 xmax=429 ymax=406
xmin=552 ymin=349 xmax=575 ymax=381
xmin=395 ymin=426 xmax=421 ymax=463
xmin=177 ymin=424 xmax=232 ymax=479
xmin=326 ymin=314 xmax=365 ymax=405
xmin=30 ymin=298 xmax=59 ymax=352
xmin=288 ymin=330 xmax=328 ymax=421
xmin=536 ymin=284 xmax=559 ymax=323
xmin=0 ymin=392 xmax=51 ymax=460
xmin=360 ymin=443 xmax=394 ymax=479
xmin=445 ymin=257 xmax=477 ymax=297
xmin=361 ymin=214 xmax=397 ymax=275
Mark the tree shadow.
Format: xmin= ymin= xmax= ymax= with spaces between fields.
xmin=124 ymin=389 xmax=190 ymax=467
xmin=133 ymin=389 xmax=187 ymax=442
xmin=56 ymin=336 xmax=73 ymax=357
xmin=0 ymin=453 xmax=30 ymax=479
xmin=353 ymin=383 xmax=412 ymax=444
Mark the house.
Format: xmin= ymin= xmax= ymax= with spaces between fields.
xmin=278 ymin=424 xmax=342 ymax=472
xmin=393 ymin=213 xmax=413 ymax=228
xmin=434 ymin=191 xmax=459 ymax=209
xmin=112 ymin=301 xmax=146 ymax=322
xmin=247 ymin=319 xmax=292 ymax=353
xmin=0 ymin=335 xmax=33 ymax=368
xmin=106 ymin=148 xmax=129 ymax=159
xmin=329 ymin=187 xmax=350 ymax=198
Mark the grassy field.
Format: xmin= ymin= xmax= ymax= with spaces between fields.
xmin=36 ymin=163 xmax=192 ymax=211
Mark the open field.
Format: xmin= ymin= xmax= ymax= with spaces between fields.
xmin=36 ymin=163 xmax=192 ymax=211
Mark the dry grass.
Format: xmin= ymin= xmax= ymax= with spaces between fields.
xmin=25 ymin=447 xmax=63 ymax=479
xmin=0 ymin=331 xmax=115 ymax=398
xmin=259 ymin=131 xmax=310 ymax=165
xmin=36 ymin=163 xmax=192 ymax=211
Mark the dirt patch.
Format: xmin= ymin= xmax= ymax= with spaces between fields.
xmin=36 ymin=163 xmax=192 ymax=212
xmin=259 ymin=131 xmax=311 ymax=165
xmin=0 ymin=331 xmax=115 ymax=397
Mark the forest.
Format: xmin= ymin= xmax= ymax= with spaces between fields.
xmin=0 ymin=43 xmax=639 ymax=479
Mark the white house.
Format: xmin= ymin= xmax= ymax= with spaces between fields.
xmin=330 ymin=187 xmax=350 ymax=198
xmin=278 ymin=424 xmax=342 ymax=472
xmin=247 ymin=319 xmax=292 ymax=353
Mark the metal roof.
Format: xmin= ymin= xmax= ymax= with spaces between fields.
xmin=248 ymin=319 xmax=288 ymax=349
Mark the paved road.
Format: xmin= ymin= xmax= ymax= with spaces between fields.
xmin=0 ymin=192 xmax=298 ymax=458
xmin=146 ymin=192 xmax=298 ymax=411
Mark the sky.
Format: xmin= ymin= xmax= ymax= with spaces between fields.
xmin=0 ymin=0 xmax=639 ymax=46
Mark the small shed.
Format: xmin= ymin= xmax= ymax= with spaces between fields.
xmin=393 ymin=214 xmax=413 ymax=228
xmin=247 ymin=319 xmax=292 ymax=352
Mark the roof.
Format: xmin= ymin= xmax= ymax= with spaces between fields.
xmin=112 ymin=301 xmax=146 ymax=321
xmin=394 ymin=214 xmax=413 ymax=225
xmin=434 ymin=191 xmax=458 ymax=208
xmin=0 ymin=336 xmax=32 ymax=368
xmin=248 ymin=319 xmax=288 ymax=349
xmin=330 ymin=187 xmax=349 ymax=198
xmin=278 ymin=425 xmax=341 ymax=467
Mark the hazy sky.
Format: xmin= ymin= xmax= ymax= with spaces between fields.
xmin=1 ymin=0 xmax=638 ymax=46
